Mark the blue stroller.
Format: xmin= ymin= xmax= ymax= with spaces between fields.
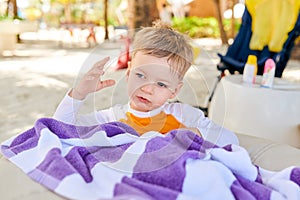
xmin=217 ymin=7 xmax=300 ymax=78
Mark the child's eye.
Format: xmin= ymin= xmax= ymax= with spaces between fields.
xmin=157 ymin=82 xmax=167 ymax=88
xmin=135 ymin=73 xmax=145 ymax=79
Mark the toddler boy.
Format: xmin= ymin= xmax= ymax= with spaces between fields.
xmin=54 ymin=22 xmax=238 ymax=146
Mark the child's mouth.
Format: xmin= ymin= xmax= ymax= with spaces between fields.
xmin=137 ymin=96 xmax=150 ymax=103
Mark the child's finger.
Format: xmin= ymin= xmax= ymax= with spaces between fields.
xmin=87 ymin=57 xmax=109 ymax=76
xmin=97 ymin=79 xmax=115 ymax=90
xmin=92 ymin=57 xmax=110 ymax=71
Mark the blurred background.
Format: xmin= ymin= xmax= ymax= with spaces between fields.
xmin=0 ymin=0 xmax=250 ymax=50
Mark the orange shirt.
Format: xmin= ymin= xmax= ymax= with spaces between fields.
xmin=119 ymin=111 xmax=186 ymax=135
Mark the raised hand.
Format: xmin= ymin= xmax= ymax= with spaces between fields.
xmin=70 ymin=57 xmax=116 ymax=100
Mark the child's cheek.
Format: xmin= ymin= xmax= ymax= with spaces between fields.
xmin=127 ymin=77 xmax=143 ymax=97
xmin=127 ymin=75 xmax=152 ymax=97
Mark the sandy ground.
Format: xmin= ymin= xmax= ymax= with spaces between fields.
xmin=0 ymin=38 xmax=299 ymax=143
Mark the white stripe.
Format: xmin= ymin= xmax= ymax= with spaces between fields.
xmin=9 ymin=128 xmax=62 ymax=173
xmin=268 ymin=179 xmax=300 ymax=200
xmin=55 ymin=162 xmax=126 ymax=200
xmin=105 ymin=131 xmax=163 ymax=174
xmin=181 ymin=158 xmax=235 ymax=200
xmin=60 ymin=131 xmax=139 ymax=147
xmin=56 ymin=131 xmax=163 ymax=199
xmin=260 ymin=167 xmax=300 ymax=200
xmin=208 ymin=145 xmax=258 ymax=181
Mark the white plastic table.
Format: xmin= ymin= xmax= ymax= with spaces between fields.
xmin=209 ymin=74 xmax=300 ymax=148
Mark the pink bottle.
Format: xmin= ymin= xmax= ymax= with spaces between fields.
xmin=261 ymin=59 xmax=276 ymax=88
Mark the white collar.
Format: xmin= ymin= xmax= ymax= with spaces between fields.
xmin=127 ymin=102 xmax=166 ymax=118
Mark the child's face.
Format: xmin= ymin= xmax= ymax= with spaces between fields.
xmin=126 ymin=52 xmax=182 ymax=112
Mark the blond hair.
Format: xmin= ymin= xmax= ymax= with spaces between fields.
xmin=132 ymin=21 xmax=194 ymax=79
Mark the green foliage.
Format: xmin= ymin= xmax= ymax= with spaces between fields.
xmin=0 ymin=15 xmax=24 ymax=21
xmin=44 ymin=0 xmax=122 ymax=27
xmin=172 ymin=17 xmax=219 ymax=38
xmin=172 ymin=16 xmax=241 ymax=38
xmin=98 ymin=17 xmax=118 ymax=27
xmin=0 ymin=15 xmax=12 ymax=21
xmin=223 ymin=18 xmax=241 ymax=33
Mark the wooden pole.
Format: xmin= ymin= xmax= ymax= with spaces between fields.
xmin=213 ymin=0 xmax=228 ymax=45
xmin=104 ymin=0 xmax=109 ymax=40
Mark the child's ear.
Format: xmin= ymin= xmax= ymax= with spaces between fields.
xmin=170 ymin=82 xmax=183 ymax=99
xmin=127 ymin=61 xmax=131 ymax=70
xmin=126 ymin=62 xmax=131 ymax=81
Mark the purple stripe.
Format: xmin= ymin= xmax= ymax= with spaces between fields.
xmin=35 ymin=148 xmax=77 ymax=182
xmin=34 ymin=118 xmax=78 ymax=139
xmin=34 ymin=145 xmax=130 ymax=184
xmin=223 ymin=144 xmax=233 ymax=151
xmin=103 ymin=121 xmax=139 ymax=137
xmin=290 ymin=167 xmax=300 ymax=186
xmin=255 ymin=166 xmax=263 ymax=184
xmin=230 ymin=180 xmax=256 ymax=200
xmin=28 ymin=168 xmax=61 ymax=190
xmin=114 ymin=178 xmax=154 ymax=200
xmin=64 ymin=147 xmax=94 ymax=182
xmin=1 ymin=145 xmax=15 ymax=158
xmin=66 ymin=145 xmax=130 ymax=182
xmin=235 ymin=174 xmax=272 ymax=199
xmin=132 ymin=130 xmax=205 ymax=192
xmin=114 ymin=176 xmax=178 ymax=200
xmin=34 ymin=118 xmax=138 ymax=139
xmin=2 ymin=118 xmax=137 ymax=156
xmin=74 ymin=121 xmax=139 ymax=139
xmin=85 ymin=144 xmax=131 ymax=169
xmin=8 ymin=128 xmax=39 ymax=155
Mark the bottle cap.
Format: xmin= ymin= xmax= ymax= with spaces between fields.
xmin=247 ymin=55 xmax=257 ymax=65
xmin=264 ymin=58 xmax=275 ymax=73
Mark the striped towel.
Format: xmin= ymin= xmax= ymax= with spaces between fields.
xmin=1 ymin=118 xmax=300 ymax=200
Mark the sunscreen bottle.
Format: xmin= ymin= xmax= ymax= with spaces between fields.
xmin=243 ymin=55 xmax=257 ymax=84
xmin=261 ymin=58 xmax=276 ymax=88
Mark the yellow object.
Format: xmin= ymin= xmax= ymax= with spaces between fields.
xmin=296 ymin=36 xmax=300 ymax=44
xmin=243 ymin=55 xmax=258 ymax=84
xmin=246 ymin=54 xmax=257 ymax=65
xmin=246 ymin=0 xmax=300 ymax=52
xmin=120 ymin=111 xmax=186 ymax=135
xmin=190 ymin=41 xmax=201 ymax=61
xmin=246 ymin=54 xmax=258 ymax=75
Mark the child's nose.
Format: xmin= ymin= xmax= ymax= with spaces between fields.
xmin=140 ymin=83 xmax=155 ymax=94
